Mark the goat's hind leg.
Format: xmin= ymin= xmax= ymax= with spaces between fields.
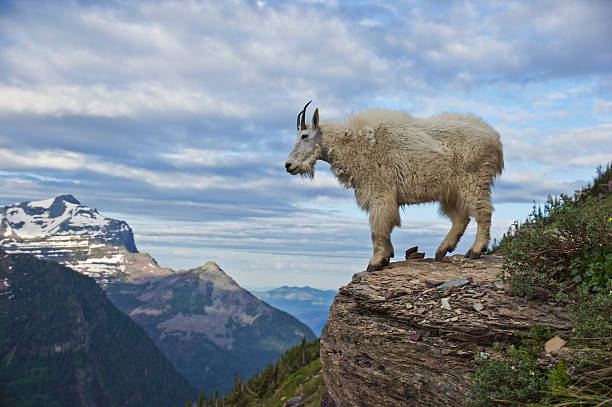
xmin=465 ymin=186 xmax=493 ymax=259
xmin=435 ymin=201 xmax=470 ymax=261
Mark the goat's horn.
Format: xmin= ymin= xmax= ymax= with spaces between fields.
xmin=296 ymin=111 xmax=303 ymax=131
xmin=300 ymin=100 xmax=312 ymax=130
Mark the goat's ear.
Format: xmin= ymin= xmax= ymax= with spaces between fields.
xmin=312 ymin=108 xmax=319 ymax=129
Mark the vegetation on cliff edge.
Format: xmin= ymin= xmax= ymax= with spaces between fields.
xmin=469 ymin=164 xmax=611 ymax=407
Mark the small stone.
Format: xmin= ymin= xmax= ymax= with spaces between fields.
xmin=425 ymin=279 xmax=444 ymax=288
xmin=466 ymin=289 xmax=476 ymax=294
xmin=494 ymin=281 xmax=505 ymax=290
xmin=473 ymin=302 xmax=484 ymax=312
xmin=405 ymin=246 xmax=418 ymax=257
xmin=409 ymin=333 xmax=421 ymax=342
xmin=450 ymin=316 xmax=459 ymax=322
xmin=384 ymin=291 xmax=394 ymax=300
xmin=282 ymin=395 xmax=304 ymax=407
xmin=545 ymin=336 xmax=566 ymax=354
xmin=440 ymin=297 xmax=451 ymax=310
xmin=407 ymin=252 xmax=425 ymax=259
xmin=437 ymin=279 xmax=470 ymax=292
xmin=406 ymin=303 xmax=413 ymax=309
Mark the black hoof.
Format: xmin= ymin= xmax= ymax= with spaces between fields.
xmin=466 ymin=250 xmax=481 ymax=259
xmin=366 ymin=258 xmax=389 ymax=272
xmin=435 ymin=252 xmax=446 ymax=261
xmin=366 ymin=264 xmax=381 ymax=272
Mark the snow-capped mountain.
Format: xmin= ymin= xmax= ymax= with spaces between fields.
xmin=0 ymin=194 xmax=316 ymax=393
xmin=0 ymin=195 xmax=161 ymax=285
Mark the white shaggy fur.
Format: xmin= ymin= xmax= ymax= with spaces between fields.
xmin=285 ymin=106 xmax=504 ymax=271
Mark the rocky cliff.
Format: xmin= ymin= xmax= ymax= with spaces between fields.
xmin=320 ymin=255 xmax=574 ymax=407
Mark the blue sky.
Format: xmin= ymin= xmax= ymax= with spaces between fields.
xmin=1 ymin=0 xmax=610 ymax=289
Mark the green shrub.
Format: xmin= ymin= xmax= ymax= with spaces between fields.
xmin=571 ymin=245 xmax=612 ymax=295
xmin=570 ymin=292 xmax=612 ymax=350
xmin=500 ymin=195 xmax=611 ymax=299
xmin=467 ymin=327 xmax=552 ymax=407
xmin=546 ymin=360 xmax=571 ymax=400
xmin=468 ymin=346 xmax=544 ymax=406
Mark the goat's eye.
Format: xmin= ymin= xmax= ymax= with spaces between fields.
xmin=301 ymin=134 xmax=308 ymax=140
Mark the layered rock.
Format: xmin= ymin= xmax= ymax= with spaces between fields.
xmin=320 ymin=255 xmax=574 ymax=407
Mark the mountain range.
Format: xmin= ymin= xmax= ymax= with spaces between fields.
xmin=0 ymin=195 xmax=315 ymax=395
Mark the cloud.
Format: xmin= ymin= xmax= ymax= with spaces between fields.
xmin=0 ymin=84 xmax=253 ymax=118
xmin=503 ymin=124 xmax=612 ymax=168
xmin=0 ymin=1 xmax=392 ymax=119
xmin=0 ymin=0 xmax=611 ymax=288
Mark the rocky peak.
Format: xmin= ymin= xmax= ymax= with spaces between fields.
xmin=0 ymin=195 xmax=137 ymax=252
xmin=320 ymin=255 xmax=574 ymax=407
xmin=194 ymin=261 xmax=241 ymax=291
xmin=0 ymin=195 xmax=139 ymax=285
xmin=47 ymin=194 xmax=81 ymax=217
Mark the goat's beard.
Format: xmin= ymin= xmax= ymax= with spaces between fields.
xmin=299 ymin=169 xmax=315 ymax=179
xmin=299 ymin=145 xmax=320 ymax=179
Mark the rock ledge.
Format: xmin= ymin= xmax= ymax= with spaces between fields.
xmin=320 ymin=255 xmax=573 ymax=407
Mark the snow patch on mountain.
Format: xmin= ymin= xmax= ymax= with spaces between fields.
xmin=1 ymin=195 xmax=128 ymax=240
xmin=27 ymin=197 xmax=54 ymax=209
xmin=0 ymin=195 xmax=142 ymax=286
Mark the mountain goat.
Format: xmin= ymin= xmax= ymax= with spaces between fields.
xmin=285 ymin=102 xmax=504 ymax=271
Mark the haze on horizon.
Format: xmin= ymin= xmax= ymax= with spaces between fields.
xmin=1 ymin=0 xmax=611 ymax=289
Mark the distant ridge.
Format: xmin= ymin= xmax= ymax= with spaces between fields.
xmin=252 ymin=286 xmax=337 ymax=335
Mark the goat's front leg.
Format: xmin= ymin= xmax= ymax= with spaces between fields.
xmin=366 ymin=199 xmax=400 ymax=272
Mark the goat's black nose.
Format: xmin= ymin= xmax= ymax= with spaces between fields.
xmin=285 ymin=162 xmax=292 ymax=170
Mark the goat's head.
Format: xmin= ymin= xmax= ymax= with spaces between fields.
xmin=285 ymin=101 xmax=322 ymax=178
